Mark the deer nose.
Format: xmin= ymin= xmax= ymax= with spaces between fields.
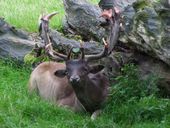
xmin=70 ymin=75 xmax=80 ymax=83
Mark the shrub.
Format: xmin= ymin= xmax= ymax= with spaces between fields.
xmin=108 ymin=64 xmax=159 ymax=105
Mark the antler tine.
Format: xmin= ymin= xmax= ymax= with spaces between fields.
xmin=67 ymin=47 xmax=75 ymax=60
xmin=43 ymin=11 xmax=59 ymax=21
xmin=80 ymin=40 xmax=85 ymax=60
xmin=107 ymin=11 xmax=120 ymax=53
xmin=46 ymin=43 xmax=67 ymax=61
xmin=39 ymin=11 xmax=58 ymax=35
xmin=85 ymin=38 xmax=108 ymax=62
xmin=38 ymin=11 xmax=68 ymax=61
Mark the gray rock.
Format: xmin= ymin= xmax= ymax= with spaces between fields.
xmin=134 ymin=53 xmax=170 ymax=97
xmin=120 ymin=0 xmax=170 ymax=65
xmin=63 ymin=0 xmax=136 ymax=41
xmin=0 ymin=18 xmax=30 ymax=39
xmin=0 ymin=0 xmax=170 ymax=96
xmin=63 ymin=0 xmax=106 ymax=41
xmin=50 ymin=30 xmax=103 ymax=55
xmin=0 ymin=35 xmax=35 ymax=61
xmin=0 ymin=18 xmax=35 ymax=62
xmin=63 ymin=0 xmax=170 ymax=66
xmin=0 ymin=17 xmax=104 ymax=62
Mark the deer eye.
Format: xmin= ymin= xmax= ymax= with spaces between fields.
xmin=84 ymin=67 xmax=89 ymax=72
xmin=65 ymin=71 xmax=68 ymax=75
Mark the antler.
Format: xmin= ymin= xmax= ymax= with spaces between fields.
xmin=39 ymin=12 xmax=68 ymax=61
xmin=107 ymin=11 xmax=120 ymax=54
xmin=39 ymin=12 xmax=110 ymax=62
xmin=42 ymin=12 xmax=59 ymax=21
xmin=39 ymin=12 xmax=59 ymax=44
xmin=45 ymin=43 xmax=68 ymax=61
xmin=84 ymin=38 xmax=109 ymax=62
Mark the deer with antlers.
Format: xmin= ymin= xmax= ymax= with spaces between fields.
xmin=28 ymin=11 xmax=120 ymax=119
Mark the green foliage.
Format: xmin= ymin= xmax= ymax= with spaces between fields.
xmin=108 ymin=64 xmax=159 ymax=105
xmin=103 ymin=64 xmax=170 ymax=125
xmin=24 ymin=53 xmax=37 ymax=65
xmin=24 ymin=50 xmax=50 ymax=65
xmin=133 ymin=0 xmax=151 ymax=11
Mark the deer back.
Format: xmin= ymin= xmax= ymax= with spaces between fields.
xmin=28 ymin=61 xmax=84 ymax=112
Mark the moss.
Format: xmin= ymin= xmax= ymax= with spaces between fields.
xmin=24 ymin=50 xmax=50 ymax=65
xmin=133 ymin=0 xmax=151 ymax=11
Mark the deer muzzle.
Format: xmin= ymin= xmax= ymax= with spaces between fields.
xmin=70 ymin=75 xmax=80 ymax=83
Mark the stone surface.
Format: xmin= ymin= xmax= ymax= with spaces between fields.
xmin=50 ymin=30 xmax=103 ymax=55
xmin=63 ymin=0 xmax=106 ymax=41
xmin=135 ymin=53 xmax=170 ymax=97
xmin=120 ymin=0 xmax=170 ymax=65
xmin=63 ymin=0 xmax=136 ymax=41
xmin=63 ymin=0 xmax=170 ymax=66
xmin=0 ymin=18 xmax=35 ymax=61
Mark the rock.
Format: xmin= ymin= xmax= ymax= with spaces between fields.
xmin=161 ymin=0 xmax=170 ymax=8
xmin=63 ymin=0 xmax=106 ymax=41
xmin=63 ymin=0 xmax=136 ymax=41
xmin=0 ymin=35 xmax=35 ymax=61
xmin=0 ymin=18 xmax=35 ymax=62
xmin=120 ymin=0 xmax=170 ymax=65
xmin=0 ymin=17 xmax=105 ymax=62
xmin=0 ymin=1 xmax=170 ymax=96
xmin=50 ymin=30 xmax=103 ymax=55
xmin=134 ymin=52 xmax=170 ymax=97
xmin=63 ymin=0 xmax=170 ymax=66
xmin=0 ymin=18 xmax=30 ymax=39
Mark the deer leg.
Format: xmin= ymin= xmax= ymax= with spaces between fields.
xmin=91 ymin=109 xmax=102 ymax=120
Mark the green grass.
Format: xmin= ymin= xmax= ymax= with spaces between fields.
xmin=0 ymin=61 xmax=169 ymax=128
xmin=0 ymin=0 xmax=99 ymax=32
xmin=0 ymin=0 xmax=65 ymax=32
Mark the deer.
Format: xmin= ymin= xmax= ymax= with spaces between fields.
xmin=28 ymin=10 xmax=120 ymax=119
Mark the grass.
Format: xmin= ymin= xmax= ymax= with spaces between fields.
xmin=0 ymin=0 xmax=65 ymax=32
xmin=0 ymin=0 xmax=99 ymax=32
xmin=0 ymin=60 xmax=169 ymax=128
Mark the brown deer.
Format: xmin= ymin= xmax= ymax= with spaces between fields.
xmin=28 ymin=11 xmax=119 ymax=119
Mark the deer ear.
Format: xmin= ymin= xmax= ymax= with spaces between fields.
xmin=54 ymin=69 xmax=67 ymax=78
xmin=89 ymin=65 xmax=104 ymax=74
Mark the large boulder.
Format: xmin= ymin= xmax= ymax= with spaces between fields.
xmin=63 ymin=0 xmax=106 ymax=41
xmin=120 ymin=0 xmax=170 ymax=65
xmin=50 ymin=30 xmax=103 ymax=54
xmin=0 ymin=18 xmax=35 ymax=61
xmin=63 ymin=0 xmax=136 ymax=41
xmin=0 ymin=18 xmax=104 ymax=62
xmin=63 ymin=0 xmax=170 ymax=66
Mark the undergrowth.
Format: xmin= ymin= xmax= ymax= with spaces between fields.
xmin=104 ymin=64 xmax=170 ymax=126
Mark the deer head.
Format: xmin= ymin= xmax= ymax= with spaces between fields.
xmin=39 ymin=12 xmax=109 ymax=84
xmin=52 ymin=39 xmax=108 ymax=84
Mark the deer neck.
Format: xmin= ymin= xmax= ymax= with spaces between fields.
xmin=71 ymin=75 xmax=103 ymax=113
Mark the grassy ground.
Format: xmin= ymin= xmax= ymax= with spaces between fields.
xmin=0 ymin=0 xmax=99 ymax=32
xmin=0 ymin=61 xmax=169 ymax=128
xmin=0 ymin=0 xmax=170 ymax=127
